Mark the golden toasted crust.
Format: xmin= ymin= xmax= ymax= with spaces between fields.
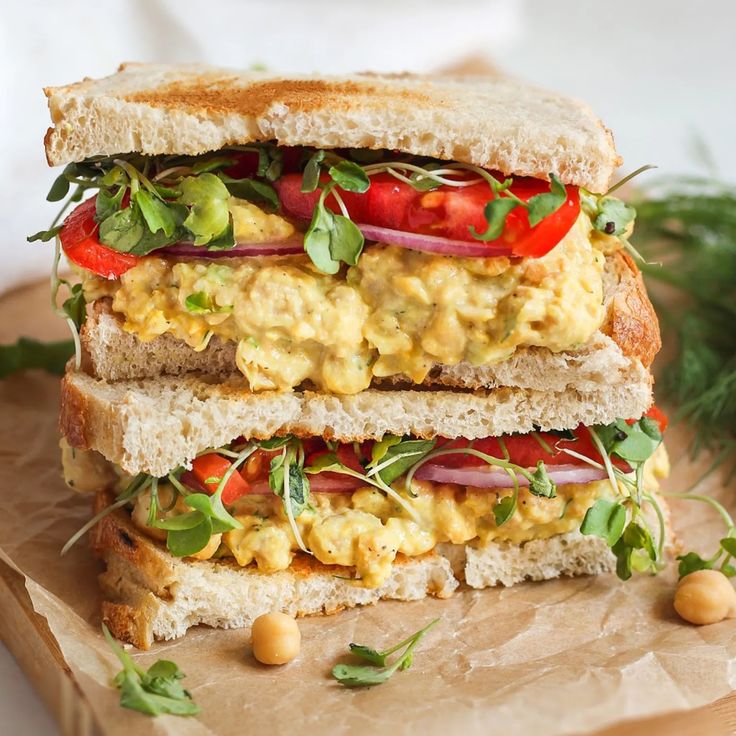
xmin=91 ymin=492 xmax=176 ymax=596
xmin=43 ymin=63 xmax=621 ymax=192
xmin=59 ymin=375 xmax=93 ymax=451
xmin=123 ymin=77 xmax=430 ymax=120
xmin=101 ymin=600 xmax=154 ymax=650
xmin=601 ymin=251 xmax=661 ymax=368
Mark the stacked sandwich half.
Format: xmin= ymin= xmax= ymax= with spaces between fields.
xmin=40 ymin=63 xmax=669 ymax=648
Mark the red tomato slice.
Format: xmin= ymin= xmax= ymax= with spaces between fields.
xmin=305 ymin=444 xmax=365 ymax=483
xmin=59 ymin=196 xmax=139 ymax=279
xmin=431 ymin=428 xmax=629 ymax=471
xmin=643 ymin=405 xmax=668 ymax=432
xmin=191 ymin=454 xmax=251 ymax=505
xmin=275 ymin=172 xmax=580 ymax=258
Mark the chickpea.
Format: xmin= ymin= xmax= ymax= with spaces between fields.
xmin=251 ymin=612 xmax=301 ymax=665
xmin=131 ymin=487 xmax=173 ymax=542
xmin=188 ymin=534 xmax=222 ymax=561
xmin=674 ymin=569 xmax=736 ymax=625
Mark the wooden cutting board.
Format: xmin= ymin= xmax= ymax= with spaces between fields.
xmin=0 ymin=279 xmax=734 ymax=736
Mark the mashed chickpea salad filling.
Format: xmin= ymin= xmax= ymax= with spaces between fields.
xmin=63 ymin=412 xmax=670 ymax=588
xmin=34 ymin=144 xmax=641 ymax=394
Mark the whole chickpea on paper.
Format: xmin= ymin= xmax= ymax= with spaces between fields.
xmin=251 ymin=613 xmax=301 ymax=665
xmin=674 ymin=570 xmax=736 ymax=625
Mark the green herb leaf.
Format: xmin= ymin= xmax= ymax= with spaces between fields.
xmin=528 ymin=461 xmax=556 ymax=498
xmin=328 ymin=161 xmax=370 ymax=193
xmin=527 ymin=174 xmax=567 ymax=227
xmin=27 ymin=226 xmax=63 ymax=243
xmin=106 ymin=208 xmax=174 ymax=255
xmin=304 ymin=203 xmax=340 ymax=274
xmin=142 ymin=660 xmax=192 ymax=701
xmin=304 ymin=194 xmax=366 ymax=272
xmin=332 ymin=619 xmax=439 ymax=688
xmin=331 ymin=664 xmax=396 ymax=687
xmin=594 ymin=418 xmax=662 ymax=464
xmin=580 ymin=498 xmax=627 ymax=546
xmin=369 ymin=438 xmax=436 ymax=485
xmin=184 ymin=291 xmax=232 ymax=315
xmin=612 ymin=537 xmax=633 ymax=581
xmin=593 ymin=196 xmax=636 ymax=236
xmin=97 ymin=205 xmax=146 ymax=253
xmin=301 ymin=150 xmax=326 ymax=193
xmin=677 ymin=551 xmax=714 ymax=578
xmin=608 ymin=520 xmax=658 ymax=580
xmin=258 ymin=436 xmax=293 ymax=451
xmin=348 ymin=644 xmax=387 ymax=667
xmin=623 ymin=521 xmax=656 ymax=561
xmin=153 ymin=510 xmax=207 ymax=531
xmin=134 ymin=189 xmax=178 ymax=237
xmin=720 ymin=537 xmax=736 ymax=556
xmin=95 ymin=186 xmax=126 ymax=222
xmin=329 ymin=215 xmax=365 ymax=266
xmin=62 ymin=283 xmax=87 ymax=329
xmin=202 ymin=220 xmax=235 ymax=251
xmin=177 ymin=173 xmax=232 ymax=246
xmin=493 ymin=490 xmax=517 ymax=526
xmin=304 ymin=451 xmax=343 ymax=474
xmin=369 ymin=435 xmax=403 ymax=467
xmin=0 ymin=337 xmax=74 ymax=379
xmin=263 ymin=147 xmax=283 ymax=181
xmin=220 ymin=176 xmax=280 ymax=209
xmin=270 ymin=457 xmax=310 ymax=518
xmin=184 ymin=492 xmax=240 ymax=533
xmin=102 ymin=624 xmax=199 ymax=717
xmin=408 ymin=164 xmax=444 ymax=192
xmin=46 ymin=168 xmax=74 ymax=202
xmin=191 ymin=156 xmax=235 ymax=175
xmin=166 ymin=516 xmax=213 ymax=557
xmin=469 ymin=197 xmax=519 ymax=241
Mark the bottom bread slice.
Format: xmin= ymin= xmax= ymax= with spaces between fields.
xmin=92 ymin=500 xmax=615 ymax=649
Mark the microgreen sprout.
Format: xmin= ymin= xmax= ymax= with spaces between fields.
xmin=332 ymin=618 xmax=439 ymax=687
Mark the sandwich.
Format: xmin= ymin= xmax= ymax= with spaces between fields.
xmin=36 ymin=63 xmax=669 ymax=649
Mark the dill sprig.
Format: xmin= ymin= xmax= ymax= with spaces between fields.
xmin=633 ymin=177 xmax=736 ymax=471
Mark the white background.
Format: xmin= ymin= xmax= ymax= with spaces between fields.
xmin=1 ymin=1 xmax=733 ymax=732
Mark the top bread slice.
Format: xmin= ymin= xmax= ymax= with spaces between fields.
xmin=44 ymin=63 xmax=620 ymax=193
xmin=80 ymin=250 xmax=660 ymax=393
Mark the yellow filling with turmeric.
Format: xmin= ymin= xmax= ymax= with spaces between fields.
xmin=129 ymin=445 xmax=669 ymax=589
xmin=83 ymin=201 xmax=606 ymax=394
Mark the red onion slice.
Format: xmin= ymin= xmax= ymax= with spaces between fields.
xmin=159 ymin=225 xmax=514 ymax=260
xmin=309 ymin=473 xmax=365 ymax=493
xmin=161 ymin=238 xmax=304 ymax=258
xmin=414 ymin=463 xmax=608 ymax=489
xmin=355 ymin=223 xmax=513 ymax=257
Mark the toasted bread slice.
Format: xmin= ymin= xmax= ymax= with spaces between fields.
xmin=92 ymin=496 xmax=459 ymax=650
xmin=44 ymin=63 xmax=620 ymax=192
xmin=92 ymin=494 xmax=614 ymax=649
xmin=80 ymin=251 xmax=660 ymax=390
xmin=60 ymin=368 xmax=653 ymax=477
